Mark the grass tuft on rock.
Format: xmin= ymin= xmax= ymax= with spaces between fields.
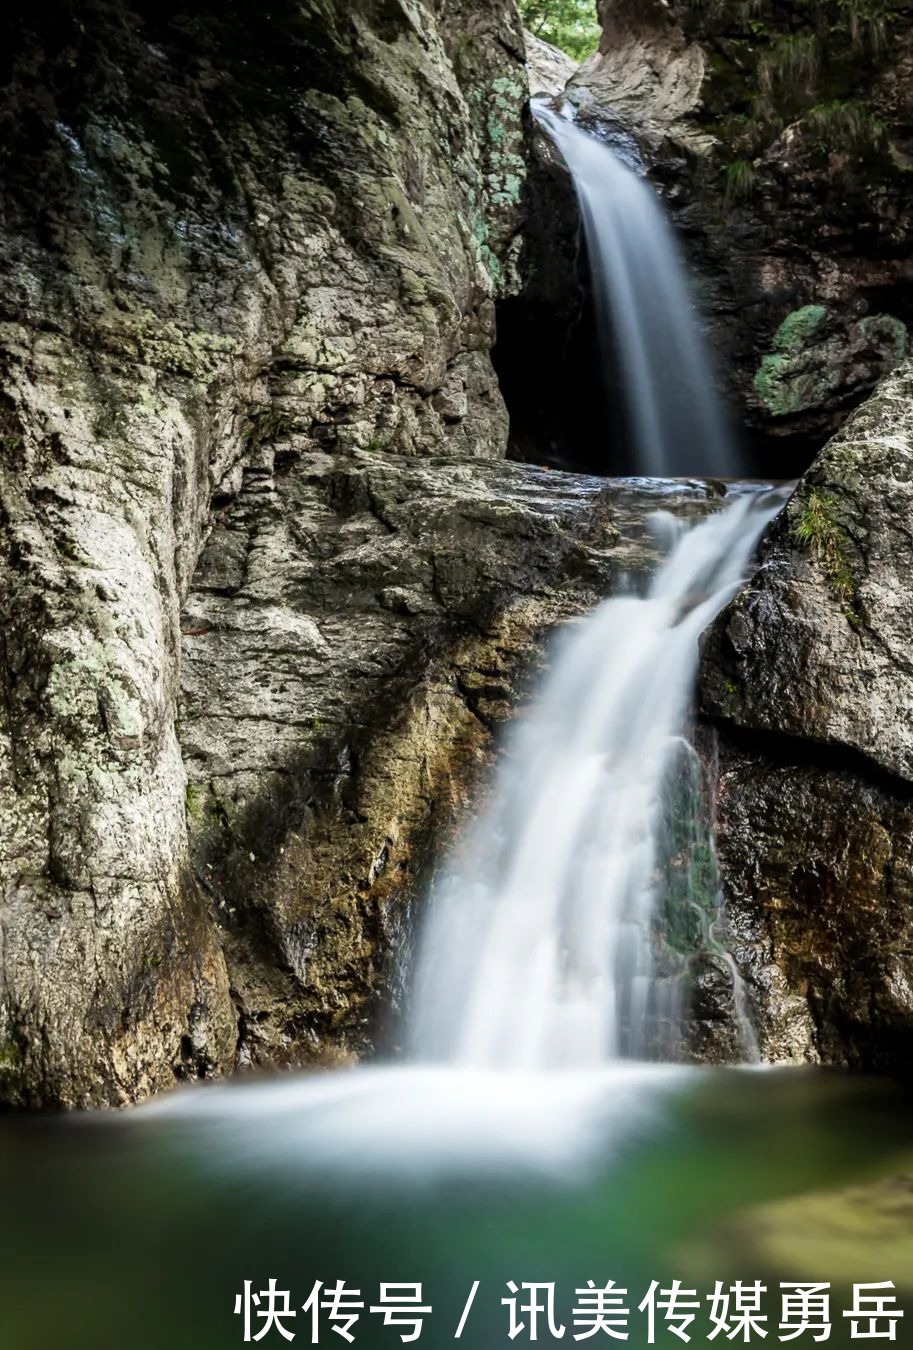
xmin=793 ymin=488 xmax=857 ymax=607
xmin=759 ymin=34 xmax=820 ymax=100
xmin=805 ymin=100 xmax=887 ymax=152
xmin=724 ymin=158 xmax=757 ymax=203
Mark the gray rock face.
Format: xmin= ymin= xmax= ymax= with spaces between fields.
xmin=701 ymin=362 xmax=913 ymax=1068
xmin=524 ymin=31 xmax=577 ymax=99
xmin=704 ymin=362 xmax=913 ymax=779
xmin=583 ymin=0 xmax=707 ymax=136
xmin=0 ymin=0 xmax=530 ymax=1107
xmin=709 ymin=749 xmax=913 ymax=1071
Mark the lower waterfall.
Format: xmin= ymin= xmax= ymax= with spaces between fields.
xmin=411 ymin=489 xmax=785 ymax=1068
xmin=144 ymin=487 xmax=785 ymax=1181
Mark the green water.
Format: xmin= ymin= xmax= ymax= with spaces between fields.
xmin=1 ymin=1066 xmax=911 ymax=1348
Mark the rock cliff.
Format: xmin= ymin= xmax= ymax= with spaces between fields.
xmin=5 ymin=0 xmax=913 ymax=1105
xmin=564 ymin=0 xmax=913 ymax=473
xmin=0 ymin=0 xmax=536 ymax=1107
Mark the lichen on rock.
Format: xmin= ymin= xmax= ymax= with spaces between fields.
xmin=0 ymin=0 xmax=532 ymax=1107
xmin=753 ymin=305 xmax=907 ymax=420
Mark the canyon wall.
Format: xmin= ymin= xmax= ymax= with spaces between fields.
xmin=702 ymin=360 xmax=913 ymax=1069
xmin=0 ymin=0 xmax=542 ymax=1106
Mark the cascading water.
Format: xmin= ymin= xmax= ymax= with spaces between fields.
xmin=149 ymin=102 xmax=789 ymax=1177
xmin=151 ymin=487 xmax=784 ymax=1180
xmin=534 ymin=102 xmax=736 ymax=481
xmin=7 ymin=50 xmax=900 ymax=1350
xmin=408 ymin=106 xmax=778 ymax=1072
xmin=410 ymin=489 xmax=785 ymax=1070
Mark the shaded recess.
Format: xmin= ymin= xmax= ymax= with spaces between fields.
xmin=494 ymin=122 xmax=825 ymax=481
xmin=493 ymin=132 xmax=633 ymax=476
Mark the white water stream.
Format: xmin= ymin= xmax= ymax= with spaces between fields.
xmin=411 ymin=490 xmax=784 ymax=1070
xmin=407 ymin=105 xmax=781 ymax=1071
xmin=149 ymin=491 xmax=783 ymax=1179
xmin=534 ymin=102 xmax=735 ymax=480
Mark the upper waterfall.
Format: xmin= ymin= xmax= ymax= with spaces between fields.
xmin=534 ymin=102 xmax=738 ymax=480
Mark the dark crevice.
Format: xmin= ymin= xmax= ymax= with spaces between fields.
xmin=492 ymin=144 xmax=627 ymax=476
xmin=703 ymin=713 xmax=913 ymax=802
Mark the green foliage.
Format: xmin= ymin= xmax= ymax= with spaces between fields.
xmin=793 ymin=488 xmax=856 ymax=605
xmin=836 ymin=0 xmax=889 ymax=51
xmin=858 ymin=313 xmax=908 ymax=361
xmin=517 ymin=0 xmax=601 ymax=62
xmin=697 ymin=0 xmax=896 ymax=179
xmin=759 ymin=33 xmax=820 ymax=100
xmin=805 ymin=99 xmax=887 ymax=152
xmin=186 ymin=783 xmax=208 ymax=822
xmin=753 ymin=305 xmax=832 ymax=415
xmin=724 ymin=158 xmax=756 ymax=203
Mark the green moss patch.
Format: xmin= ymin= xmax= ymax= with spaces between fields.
xmin=792 ymin=487 xmax=857 ymax=609
xmin=773 ymin=305 xmax=830 ymax=355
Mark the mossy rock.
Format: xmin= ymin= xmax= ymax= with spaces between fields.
xmin=754 ymin=306 xmax=908 ymax=418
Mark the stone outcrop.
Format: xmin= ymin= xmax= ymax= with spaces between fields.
xmin=580 ymin=0 xmax=708 ymax=136
xmin=701 ymin=361 xmax=913 ymax=1070
xmin=0 ymin=0 xmax=533 ymax=1108
xmin=181 ymin=456 xmax=726 ymax=1070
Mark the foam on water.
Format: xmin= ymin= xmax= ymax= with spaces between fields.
xmin=141 ymin=1062 xmax=691 ymax=1184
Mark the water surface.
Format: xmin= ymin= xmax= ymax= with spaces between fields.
xmin=2 ymin=1065 xmax=910 ymax=1348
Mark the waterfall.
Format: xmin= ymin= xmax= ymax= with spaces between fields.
xmin=407 ymin=107 xmax=781 ymax=1071
xmin=151 ymin=100 xmax=787 ymax=1162
xmin=533 ymin=102 xmax=736 ymax=481
xmin=411 ymin=487 xmax=786 ymax=1069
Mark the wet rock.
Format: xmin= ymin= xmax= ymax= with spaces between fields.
xmin=687 ymin=952 xmax=753 ymax=1066
xmin=708 ymin=748 xmax=913 ymax=1070
xmin=701 ymin=361 xmax=913 ymax=1068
